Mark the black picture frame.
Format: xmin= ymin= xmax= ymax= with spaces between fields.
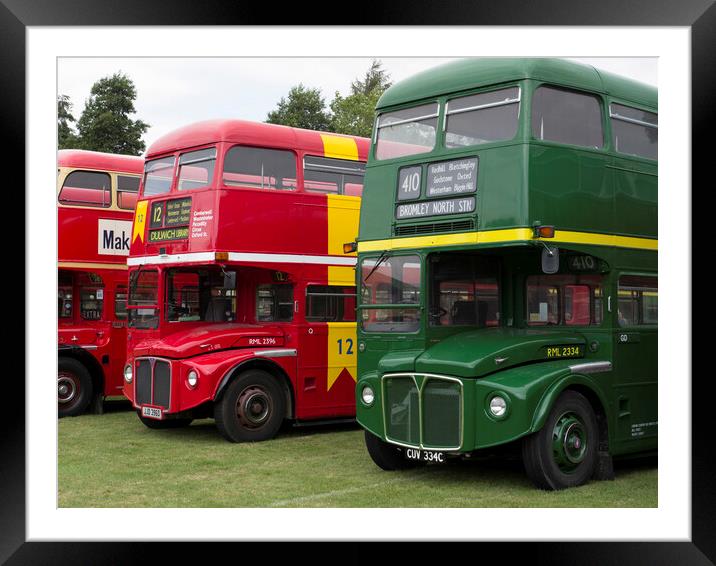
xmin=4 ymin=1 xmax=710 ymax=563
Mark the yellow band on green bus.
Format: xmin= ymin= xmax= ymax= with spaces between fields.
xmin=357 ymin=228 xmax=658 ymax=253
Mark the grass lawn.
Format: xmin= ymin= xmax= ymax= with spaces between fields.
xmin=58 ymin=400 xmax=657 ymax=508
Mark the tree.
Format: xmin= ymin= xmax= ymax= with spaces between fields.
xmin=75 ymin=72 xmax=149 ymax=155
xmin=329 ymin=60 xmax=392 ymax=137
xmin=266 ymin=84 xmax=332 ymax=131
xmin=329 ymin=88 xmax=383 ymax=138
xmin=57 ymin=94 xmax=79 ymax=149
xmin=350 ymin=59 xmax=392 ymax=96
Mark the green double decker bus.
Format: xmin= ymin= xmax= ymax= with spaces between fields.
xmin=354 ymin=58 xmax=657 ymax=490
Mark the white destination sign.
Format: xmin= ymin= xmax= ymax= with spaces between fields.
xmin=98 ymin=219 xmax=132 ymax=256
xmin=396 ymin=197 xmax=475 ymax=219
xmin=426 ymin=157 xmax=478 ymax=197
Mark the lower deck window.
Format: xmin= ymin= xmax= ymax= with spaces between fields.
xmin=429 ymin=253 xmax=500 ymax=327
xmin=618 ymin=275 xmax=657 ymax=326
xmin=166 ymin=268 xmax=236 ymax=323
xmin=526 ymin=274 xmax=603 ymax=326
xmin=257 ymin=284 xmax=294 ymax=322
xmin=306 ymin=285 xmax=356 ymax=322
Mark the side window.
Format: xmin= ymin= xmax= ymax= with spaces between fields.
xmin=117 ymin=175 xmax=140 ymax=210
xmin=305 ymin=285 xmax=356 ymax=322
xmin=178 ymin=147 xmax=217 ymax=191
xmin=445 ymin=86 xmax=520 ymax=148
xmin=532 ymin=85 xmax=604 ymax=149
xmin=303 ymin=156 xmax=365 ymax=196
xmin=526 ymin=275 xmax=603 ymax=326
xmin=527 ymin=282 xmax=560 ymax=325
xmin=223 ymin=146 xmax=297 ymax=190
xmin=80 ymin=286 xmax=104 ymax=320
xmin=58 ymin=272 xmax=73 ymax=319
xmin=256 ymin=284 xmax=294 ymax=322
xmin=115 ymin=285 xmax=128 ymax=319
xmin=58 ymin=170 xmax=111 ymax=207
xmin=610 ymin=103 xmax=658 ymax=160
xmin=618 ymin=275 xmax=657 ymax=326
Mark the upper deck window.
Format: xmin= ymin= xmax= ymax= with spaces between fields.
xmin=610 ymin=103 xmax=658 ymax=160
xmin=223 ymin=146 xmax=297 ymax=190
xmin=117 ymin=175 xmax=140 ymax=210
xmin=178 ymin=147 xmax=217 ymax=191
xmin=143 ymin=156 xmax=175 ymax=197
xmin=303 ymin=156 xmax=365 ymax=195
xmin=58 ymin=170 xmax=111 ymax=207
xmin=375 ymin=103 xmax=438 ymax=161
xmin=532 ymin=86 xmax=604 ymax=149
xmin=445 ymin=87 xmax=520 ymax=148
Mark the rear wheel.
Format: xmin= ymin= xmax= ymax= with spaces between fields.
xmin=522 ymin=390 xmax=598 ymax=490
xmin=364 ymin=430 xmax=419 ymax=471
xmin=137 ymin=412 xmax=193 ymax=429
xmin=214 ymin=369 xmax=286 ymax=442
xmin=58 ymin=358 xmax=93 ymax=417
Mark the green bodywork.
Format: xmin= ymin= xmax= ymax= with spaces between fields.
xmin=355 ymin=58 xmax=657 ymax=457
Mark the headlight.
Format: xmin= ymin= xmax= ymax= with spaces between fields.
xmin=123 ymin=364 xmax=133 ymax=384
xmin=489 ymin=395 xmax=507 ymax=418
xmin=361 ymin=385 xmax=375 ymax=406
xmin=187 ymin=370 xmax=198 ymax=388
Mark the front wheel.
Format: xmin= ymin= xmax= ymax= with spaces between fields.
xmin=364 ymin=430 xmax=419 ymax=471
xmin=58 ymin=358 xmax=93 ymax=417
xmin=214 ymin=369 xmax=286 ymax=442
xmin=522 ymin=390 xmax=598 ymax=490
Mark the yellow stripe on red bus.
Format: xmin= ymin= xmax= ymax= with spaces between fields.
xmin=320 ymin=134 xmax=359 ymax=161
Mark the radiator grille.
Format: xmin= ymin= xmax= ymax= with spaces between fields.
xmin=136 ymin=359 xmax=152 ymax=406
xmin=394 ymin=219 xmax=474 ymax=237
xmin=134 ymin=358 xmax=171 ymax=410
xmin=381 ymin=374 xmax=462 ymax=450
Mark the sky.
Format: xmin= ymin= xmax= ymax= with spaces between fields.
xmin=57 ymin=57 xmax=657 ymax=151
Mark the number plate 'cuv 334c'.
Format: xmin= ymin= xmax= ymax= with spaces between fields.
xmin=141 ymin=405 xmax=163 ymax=420
xmin=405 ymin=448 xmax=446 ymax=463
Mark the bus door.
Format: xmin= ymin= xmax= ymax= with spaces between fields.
xmin=107 ymin=277 xmax=129 ymax=395
xmin=298 ymin=284 xmax=357 ymax=418
xmin=612 ymin=274 xmax=658 ymax=446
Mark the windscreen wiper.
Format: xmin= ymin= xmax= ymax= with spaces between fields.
xmin=363 ymin=250 xmax=390 ymax=283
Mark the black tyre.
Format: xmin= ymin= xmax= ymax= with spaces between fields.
xmin=364 ymin=430 xmax=419 ymax=471
xmin=58 ymin=357 xmax=93 ymax=417
xmin=137 ymin=412 xmax=193 ymax=429
xmin=214 ymin=369 xmax=286 ymax=442
xmin=522 ymin=390 xmax=598 ymax=490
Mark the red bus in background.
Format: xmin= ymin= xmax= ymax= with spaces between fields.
xmin=123 ymin=120 xmax=368 ymax=441
xmin=58 ymin=150 xmax=143 ymax=416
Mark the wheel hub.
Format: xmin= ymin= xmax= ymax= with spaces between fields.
xmin=552 ymin=412 xmax=587 ymax=473
xmin=236 ymin=387 xmax=272 ymax=428
xmin=57 ymin=372 xmax=78 ymax=404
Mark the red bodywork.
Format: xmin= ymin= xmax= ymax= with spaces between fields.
xmin=58 ymin=150 xmax=144 ymax=401
xmin=124 ymin=120 xmax=368 ymax=422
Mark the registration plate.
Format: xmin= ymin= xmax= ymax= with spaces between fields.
xmin=405 ymin=448 xmax=446 ymax=463
xmin=141 ymin=405 xmax=163 ymax=420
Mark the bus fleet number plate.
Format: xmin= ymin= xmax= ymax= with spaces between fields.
xmin=405 ymin=448 xmax=446 ymax=463
xmin=141 ymin=406 xmax=163 ymax=420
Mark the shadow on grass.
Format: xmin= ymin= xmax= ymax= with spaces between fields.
xmin=142 ymin=417 xmax=362 ymax=444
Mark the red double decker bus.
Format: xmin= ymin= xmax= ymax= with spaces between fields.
xmin=58 ymin=150 xmax=143 ymax=416
xmin=123 ymin=120 xmax=368 ymax=441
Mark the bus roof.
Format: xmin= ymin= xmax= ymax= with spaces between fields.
xmin=377 ymin=58 xmax=657 ymax=111
xmin=57 ymin=149 xmax=144 ymax=174
xmin=146 ymin=119 xmax=370 ymax=160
